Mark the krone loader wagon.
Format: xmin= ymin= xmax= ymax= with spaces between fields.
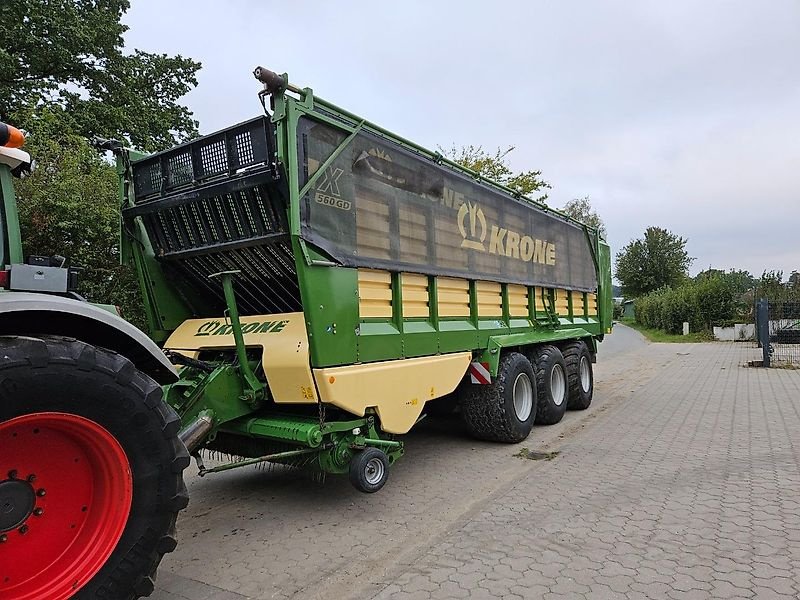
xmin=0 ymin=68 xmax=612 ymax=599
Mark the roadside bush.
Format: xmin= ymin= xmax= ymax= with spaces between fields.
xmin=613 ymin=302 xmax=624 ymax=320
xmin=634 ymin=274 xmax=739 ymax=334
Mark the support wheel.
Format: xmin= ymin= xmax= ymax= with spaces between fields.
xmin=530 ymin=345 xmax=568 ymax=425
xmin=0 ymin=336 xmax=189 ymax=600
xmin=562 ymin=340 xmax=594 ymax=410
xmin=349 ymin=447 xmax=390 ymax=493
xmin=460 ymin=352 xmax=536 ymax=443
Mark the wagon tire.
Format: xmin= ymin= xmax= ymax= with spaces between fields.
xmin=529 ymin=345 xmax=568 ymax=425
xmin=349 ymin=447 xmax=390 ymax=493
xmin=460 ymin=352 xmax=536 ymax=443
xmin=0 ymin=336 xmax=189 ymax=600
xmin=562 ymin=340 xmax=594 ymax=410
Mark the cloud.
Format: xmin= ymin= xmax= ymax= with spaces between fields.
xmin=123 ymin=0 xmax=800 ymax=277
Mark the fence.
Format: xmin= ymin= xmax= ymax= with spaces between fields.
xmin=756 ymin=298 xmax=800 ymax=367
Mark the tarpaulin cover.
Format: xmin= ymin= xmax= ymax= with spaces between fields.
xmin=297 ymin=117 xmax=598 ymax=292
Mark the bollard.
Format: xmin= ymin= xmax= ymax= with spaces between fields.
xmin=757 ymin=298 xmax=770 ymax=367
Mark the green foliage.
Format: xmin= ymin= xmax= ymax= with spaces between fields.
xmin=560 ymin=195 xmax=606 ymax=238
xmin=14 ymin=108 xmax=146 ymax=327
xmin=754 ymin=270 xmax=800 ymax=302
xmin=612 ymin=302 xmax=624 ymax=320
xmin=615 ymin=226 xmax=694 ymax=297
xmin=441 ymin=144 xmax=551 ymax=202
xmin=695 ymin=268 xmax=754 ymax=295
xmin=633 ymin=269 xmax=799 ymax=336
xmin=0 ymin=1 xmax=203 ymax=330
xmin=0 ymin=0 xmax=201 ymax=152
xmin=633 ymin=271 xmax=744 ymax=334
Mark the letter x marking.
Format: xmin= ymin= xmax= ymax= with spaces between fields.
xmin=317 ymin=167 xmax=344 ymax=196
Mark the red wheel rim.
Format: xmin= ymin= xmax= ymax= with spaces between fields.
xmin=0 ymin=413 xmax=133 ymax=599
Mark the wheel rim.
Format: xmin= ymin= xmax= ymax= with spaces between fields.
xmin=550 ymin=364 xmax=566 ymax=406
xmin=579 ymin=356 xmax=591 ymax=392
xmin=0 ymin=413 xmax=133 ymax=600
xmin=364 ymin=457 xmax=385 ymax=485
xmin=512 ymin=373 xmax=533 ymax=421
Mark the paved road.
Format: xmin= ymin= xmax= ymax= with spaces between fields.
xmin=152 ymin=327 xmax=800 ymax=599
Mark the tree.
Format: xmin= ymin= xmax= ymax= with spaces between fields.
xmin=755 ymin=270 xmax=800 ymax=302
xmin=441 ymin=144 xmax=551 ymax=202
xmin=1 ymin=1 xmax=202 ymax=325
xmin=695 ymin=268 xmax=754 ymax=295
xmin=0 ymin=0 xmax=201 ymax=151
xmin=615 ymin=227 xmax=694 ymax=297
xmin=560 ymin=196 xmax=606 ymax=238
xmin=14 ymin=108 xmax=146 ymax=327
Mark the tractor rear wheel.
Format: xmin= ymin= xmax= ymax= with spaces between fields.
xmin=0 ymin=336 xmax=189 ymax=600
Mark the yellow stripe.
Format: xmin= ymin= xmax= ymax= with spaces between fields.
xmin=437 ymin=277 xmax=470 ymax=317
xmin=571 ymin=291 xmax=585 ymax=315
xmin=476 ymin=281 xmax=502 ymax=317
xmin=401 ymin=273 xmax=429 ymax=318
xmin=555 ymin=288 xmax=570 ymax=315
xmin=358 ymin=269 xmax=392 ymax=318
xmin=508 ymin=284 xmax=529 ymax=317
xmin=587 ymin=292 xmax=598 ymax=315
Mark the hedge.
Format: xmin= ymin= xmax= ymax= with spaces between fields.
xmin=634 ymin=276 xmax=740 ymax=334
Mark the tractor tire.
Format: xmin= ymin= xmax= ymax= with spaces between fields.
xmin=0 ymin=336 xmax=189 ymax=600
xmin=460 ymin=352 xmax=536 ymax=443
xmin=530 ymin=345 xmax=568 ymax=425
xmin=562 ymin=340 xmax=594 ymax=410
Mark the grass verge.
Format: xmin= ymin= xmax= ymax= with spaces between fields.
xmin=620 ymin=318 xmax=714 ymax=343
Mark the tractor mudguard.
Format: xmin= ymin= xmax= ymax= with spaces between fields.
xmin=0 ymin=292 xmax=178 ymax=384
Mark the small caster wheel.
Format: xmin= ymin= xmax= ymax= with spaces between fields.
xmin=349 ymin=447 xmax=389 ymax=493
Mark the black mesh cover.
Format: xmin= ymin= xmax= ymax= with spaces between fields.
xmin=133 ymin=117 xmax=272 ymax=201
xmin=127 ymin=118 xmax=300 ymax=315
xmin=297 ymin=118 xmax=598 ymax=292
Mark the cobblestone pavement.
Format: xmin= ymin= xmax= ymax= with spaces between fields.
xmin=152 ymin=329 xmax=800 ymax=599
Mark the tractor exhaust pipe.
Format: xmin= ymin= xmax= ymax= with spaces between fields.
xmin=179 ymin=410 xmax=214 ymax=454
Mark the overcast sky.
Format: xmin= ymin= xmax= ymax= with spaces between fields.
xmin=124 ymin=0 xmax=800 ymax=280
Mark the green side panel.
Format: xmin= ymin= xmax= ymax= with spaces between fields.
xmin=294 ymin=239 xmax=359 ymax=367
xmin=438 ymin=320 xmax=479 ymax=354
xmin=598 ymin=241 xmax=613 ymax=332
xmin=0 ymin=165 xmax=23 ymax=267
xmin=401 ymin=320 xmax=438 ymax=358
xmin=358 ymin=321 xmax=403 ymax=362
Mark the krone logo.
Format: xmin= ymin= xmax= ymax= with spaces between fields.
xmin=458 ymin=201 xmax=487 ymax=251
